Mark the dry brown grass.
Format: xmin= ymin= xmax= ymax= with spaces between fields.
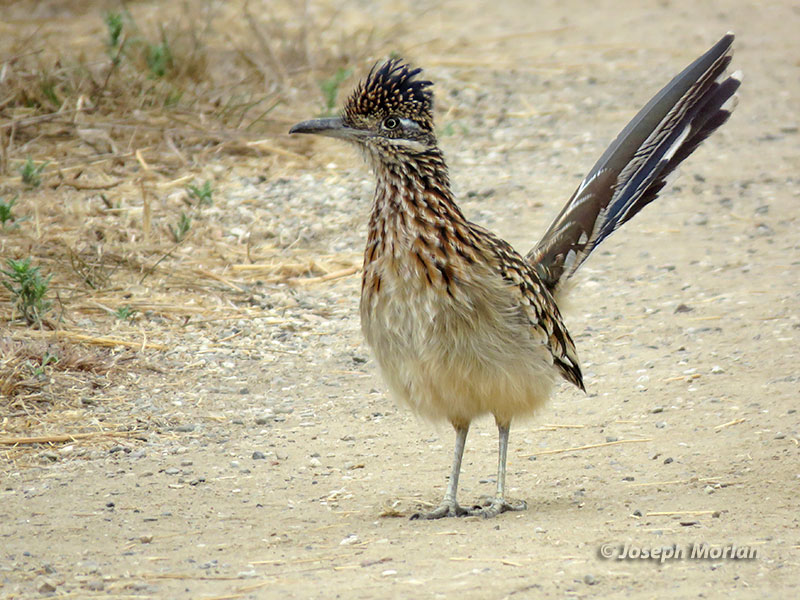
xmin=0 ymin=1 xmax=391 ymax=173
xmin=0 ymin=0 xmax=400 ymax=442
xmin=0 ymin=337 xmax=116 ymax=407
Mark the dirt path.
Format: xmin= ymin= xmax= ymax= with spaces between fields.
xmin=2 ymin=1 xmax=799 ymax=598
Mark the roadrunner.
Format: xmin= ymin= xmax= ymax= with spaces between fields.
xmin=290 ymin=34 xmax=740 ymax=519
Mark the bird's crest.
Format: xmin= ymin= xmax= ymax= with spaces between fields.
xmin=344 ymin=59 xmax=434 ymax=130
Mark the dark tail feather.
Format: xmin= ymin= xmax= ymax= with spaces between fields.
xmin=528 ymin=34 xmax=740 ymax=292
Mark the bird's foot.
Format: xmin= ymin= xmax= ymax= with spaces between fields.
xmin=468 ymin=496 xmax=527 ymax=519
xmin=410 ymin=501 xmax=470 ymax=520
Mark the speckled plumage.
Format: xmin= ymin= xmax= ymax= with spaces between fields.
xmin=289 ymin=37 xmax=740 ymax=518
xmin=349 ymin=61 xmax=582 ymax=428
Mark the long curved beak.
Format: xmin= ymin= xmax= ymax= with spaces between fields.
xmin=289 ymin=117 xmax=364 ymax=140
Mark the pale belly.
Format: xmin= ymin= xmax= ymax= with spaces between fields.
xmin=360 ymin=267 xmax=556 ymax=426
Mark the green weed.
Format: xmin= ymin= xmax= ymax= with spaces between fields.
xmin=169 ymin=211 xmax=192 ymax=242
xmin=104 ymin=11 xmax=125 ymax=49
xmin=19 ymin=158 xmax=48 ymax=188
xmin=1 ymin=257 xmax=53 ymax=325
xmin=0 ymin=195 xmax=19 ymax=228
xmin=187 ymin=181 xmax=213 ymax=206
xmin=320 ymin=67 xmax=353 ymax=114
xmin=439 ymin=121 xmax=469 ymax=137
xmin=146 ymin=40 xmax=173 ymax=78
xmin=29 ymin=351 xmax=59 ymax=377
xmin=115 ymin=305 xmax=137 ymax=321
xmin=40 ymin=78 xmax=60 ymax=107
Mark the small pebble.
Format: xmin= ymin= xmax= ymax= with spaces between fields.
xmin=663 ymin=457 xmax=674 ymax=464
xmin=584 ymin=574 xmax=597 ymax=585
xmin=652 ymin=406 xmax=664 ymax=414
xmin=655 ymin=421 xmax=667 ymax=429
xmin=164 ymin=467 xmax=180 ymax=475
xmin=255 ymin=411 xmax=274 ymax=424
xmin=37 ymin=578 xmax=58 ymax=593
xmin=252 ymin=451 xmax=267 ymax=460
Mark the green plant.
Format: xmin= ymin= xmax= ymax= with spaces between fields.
xmin=29 ymin=351 xmax=59 ymax=376
xmin=187 ymin=181 xmax=213 ymax=206
xmin=169 ymin=211 xmax=192 ymax=242
xmin=146 ymin=40 xmax=173 ymax=78
xmin=1 ymin=257 xmax=52 ymax=325
xmin=40 ymin=78 xmax=60 ymax=107
xmin=319 ymin=67 xmax=352 ymax=114
xmin=115 ymin=305 xmax=137 ymax=321
xmin=104 ymin=11 xmax=125 ymax=49
xmin=0 ymin=195 xmax=19 ymax=228
xmin=19 ymin=158 xmax=48 ymax=188
xmin=439 ymin=121 xmax=468 ymax=137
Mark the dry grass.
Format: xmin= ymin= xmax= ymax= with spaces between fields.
xmin=0 ymin=1 xmax=400 ymax=455
xmin=0 ymin=337 xmax=116 ymax=406
xmin=0 ymin=1 xmax=390 ymax=173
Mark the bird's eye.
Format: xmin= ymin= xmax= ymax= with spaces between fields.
xmin=383 ymin=117 xmax=399 ymax=130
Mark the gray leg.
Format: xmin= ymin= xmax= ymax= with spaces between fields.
xmin=411 ymin=424 xmax=470 ymax=519
xmin=469 ymin=421 xmax=527 ymax=518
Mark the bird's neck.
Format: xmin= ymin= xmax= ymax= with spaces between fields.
xmin=361 ymin=148 xmax=476 ymax=281
xmin=369 ymin=148 xmax=467 ymax=236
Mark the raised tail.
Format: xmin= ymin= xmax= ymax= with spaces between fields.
xmin=528 ymin=33 xmax=741 ymax=292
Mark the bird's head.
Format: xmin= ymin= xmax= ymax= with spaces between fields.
xmin=290 ymin=59 xmax=438 ymax=166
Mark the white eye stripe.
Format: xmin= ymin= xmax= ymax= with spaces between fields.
xmin=398 ymin=118 xmax=420 ymax=131
xmin=390 ymin=138 xmax=428 ymax=153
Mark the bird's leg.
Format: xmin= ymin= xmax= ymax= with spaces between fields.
xmin=411 ymin=423 xmax=470 ymax=519
xmin=470 ymin=420 xmax=527 ymax=518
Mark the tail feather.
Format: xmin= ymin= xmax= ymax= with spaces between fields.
xmin=528 ymin=34 xmax=740 ymax=292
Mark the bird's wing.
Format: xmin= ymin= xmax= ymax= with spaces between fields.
xmin=480 ymin=229 xmax=584 ymax=390
xmin=528 ymin=33 xmax=741 ymax=292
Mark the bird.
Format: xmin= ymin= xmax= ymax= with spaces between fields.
xmin=289 ymin=34 xmax=740 ymax=519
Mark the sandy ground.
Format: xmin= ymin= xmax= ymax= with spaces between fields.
xmin=2 ymin=0 xmax=799 ymax=598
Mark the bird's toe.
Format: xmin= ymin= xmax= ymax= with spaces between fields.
xmin=468 ymin=497 xmax=527 ymax=519
xmin=410 ymin=501 xmax=470 ymax=520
